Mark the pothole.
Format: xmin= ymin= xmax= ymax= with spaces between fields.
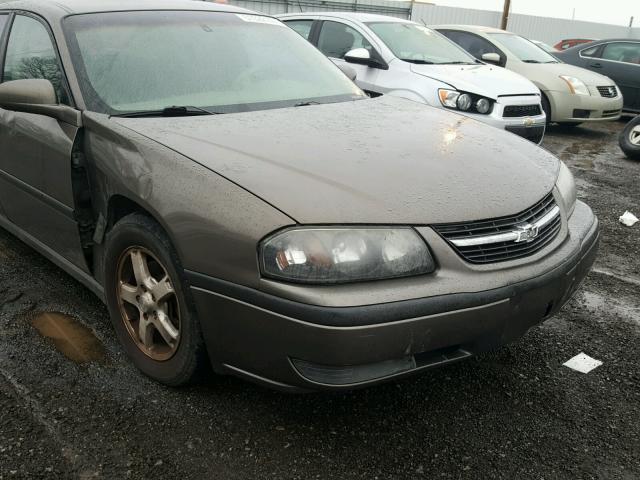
xmin=30 ymin=312 xmax=107 ymax=364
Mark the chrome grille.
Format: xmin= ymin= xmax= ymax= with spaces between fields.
xmin=597 ymin=86 xmax=618 ymax=98
xmin=503 ymin=104 xmax=542 ymax=117
xmin=432 ymin=193 xmax=561 ymax=264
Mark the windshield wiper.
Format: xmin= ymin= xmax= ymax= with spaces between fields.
xmin=399 ymin=59 xmax=434 ymax=64
xmin=522 ymin=59 xmax=541 ymax=63
xmin=436 ymin=61 xmax=475 ymax=65
xmin=294 ymin=101 xmax=321 ymax=107
xmin=114 ymin=105 xmax=222 ymax=118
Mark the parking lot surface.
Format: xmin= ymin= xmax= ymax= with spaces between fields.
xmin=1 ymin=119 xmax=639 ymax=480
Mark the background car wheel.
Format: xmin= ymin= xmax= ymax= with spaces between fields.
xmin=541 ymin=93 xmax=552 ymax=125
xmin=104 ymin=213 xmax=208 ymax=386
xmin=619 ymin=116 xmax=640 ymax=160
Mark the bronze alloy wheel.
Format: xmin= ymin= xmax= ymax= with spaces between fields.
xmin=116 ymin=247 xmax=181 ymax=361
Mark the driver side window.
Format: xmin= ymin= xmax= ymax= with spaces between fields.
xmin=317 ymin=21 xmax=372 ymax=59
xmin=2 ymin=15 xmax=69 ymax=104
xmin=441 ymin=30 xmax=502 ymax=63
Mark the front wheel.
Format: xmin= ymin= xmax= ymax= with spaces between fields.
xmin=104 ymin=213 xmax=208 ymax=386
xmin=619 ymin=116 xmax=640 ymax=160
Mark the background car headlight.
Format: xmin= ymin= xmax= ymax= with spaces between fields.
xmin=456 ymin=93 xmax=472 ymax=111
xmin=559 ymin=76 xmax=590 ymax=96
xmin=476 ymin=98 xmax=491 ymax=114
xmin=438 ymin=89 xmax=493 ymax=114
xmin=260 ymin=228 xmax=435 ymax=284
xmin=556 ymin=161 xmax=577 ymax=217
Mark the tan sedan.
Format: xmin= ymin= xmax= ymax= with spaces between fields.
xmin=436 ymin=25 xmax=624 ymax=126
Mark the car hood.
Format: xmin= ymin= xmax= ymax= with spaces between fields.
xmin=410 ymin=63 xmax=539 ymax=99
xmin=515 ymin=61 xmax=614 ymax=87
xmin=114 ymin=96 xmax=559 ymax=224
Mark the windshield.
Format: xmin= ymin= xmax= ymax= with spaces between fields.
xmin=367 ymin=22 xmax=476 ymax=64
xmin=488 ymin=33 xmax=558 ymax=63
xmin=63 ymin=11 xmax=364 ymax=115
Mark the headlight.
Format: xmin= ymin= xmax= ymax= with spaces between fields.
xmin=260 ymin=227 xmax=435 ymax=284
xmin=556 ymin=161 xmax=576 ymax=217
xmin=456 ymin=93 xmax=472 ymax=111
xmin=559 ymin=76 xmax=590 ymax=96
xmin=438 ymin=89 xmax=493 ymax=114
xmin=476 ymin=98 xmax=491 ymax=114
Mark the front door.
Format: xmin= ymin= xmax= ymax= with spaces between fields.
xmin=315 ymin=20 xmax=382 ymax=95
xmin=0 ymin=13 xmax=88 ymax=270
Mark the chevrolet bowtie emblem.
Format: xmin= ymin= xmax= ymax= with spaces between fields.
xmin=524 ymin=117 xmax=534 ymax=127
xmin=514 ymin=223 xmax=540 ymax=243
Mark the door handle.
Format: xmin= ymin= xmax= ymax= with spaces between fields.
xmin=590 ymin=63 xmax=603 ymax=68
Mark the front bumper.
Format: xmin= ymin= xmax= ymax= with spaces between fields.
xmin=459 ymin=94 xmax=546 ymax=144
xmin=187 ymin=202 xmax=599 ymax=392
xmin=547 ymin=89 xmax=623 ymax=122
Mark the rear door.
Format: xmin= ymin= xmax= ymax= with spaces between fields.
xmin=0 ymin=13 xmax=88 ymax=270
xmin=589 ymin=42 xmax=640 ymax=111
xmin=0 ymin=12 xmax=10 ymax=218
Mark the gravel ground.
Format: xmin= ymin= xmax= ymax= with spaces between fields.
xmin=1 ymin=119 xmax=639 ymax=480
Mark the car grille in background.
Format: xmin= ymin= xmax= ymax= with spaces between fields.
xmin=432 ymin=192 xmax=561 ymax=264
xmin=597 ymin=86 xmax=618 ymax=98
xmin=503 ymin=104 xmax=542 ymax=117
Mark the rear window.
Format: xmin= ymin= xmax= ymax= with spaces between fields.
xmin=283 ymin=19 xmax=313 ymax=40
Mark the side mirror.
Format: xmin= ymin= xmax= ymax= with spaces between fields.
xmin=343 ymin=48 xmax=387 ymax=69
xmin=337 ymin=64 xmax=357 ymax=82
xmin=0 ymin=79 xmax=81 ymax=126
xmin=481 ymin=52 xmax=501 ymax=65
xmin=344 ymin=47 xmax=371 ymax=65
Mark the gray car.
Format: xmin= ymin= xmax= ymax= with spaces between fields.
xmin=0 ymin=0 xmax=599 ymax=391
xmin=555 ymin=39 xmax=640 ymax=113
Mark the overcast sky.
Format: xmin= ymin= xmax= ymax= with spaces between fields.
xmin=428 ymin=0 xmax=638 ymax=27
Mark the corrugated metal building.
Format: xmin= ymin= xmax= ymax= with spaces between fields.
xmin=224 ymin=0 xmax=640 ymax=44
xmin=228 ymin=0 xmax=411 ymax=18
xmin=411 ymin=3 xmax=640 ymax=44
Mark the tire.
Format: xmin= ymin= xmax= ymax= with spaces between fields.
xmin=104 ymin=213 xmax=208 ymax=386
xmin=619 ymin=115 xmax=640 ymax=160
xmin=541 ymin=93 xmax=552 ymax=125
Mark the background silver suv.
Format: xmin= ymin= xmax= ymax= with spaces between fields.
xmin=279 ymin=12 xmax=547 ymax=143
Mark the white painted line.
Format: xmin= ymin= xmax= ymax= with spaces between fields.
xmin=563 ymin=353 xmax=603 ymax=374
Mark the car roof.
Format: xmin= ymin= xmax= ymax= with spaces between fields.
xmin=431 ymin=24 xmax=509 ymax=34
xmin=0 ymin=0 xmax=250 ymax=18
xmin=560 ymin=38 xmax=640 ymax=52
xmin=277 ymin=11 xmax=413 ymax=24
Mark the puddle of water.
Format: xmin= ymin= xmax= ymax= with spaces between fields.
xmin=31 ymin=312 xmax=107 ymax=364
xmin=578 ymin=291 xmax=640 ymax=327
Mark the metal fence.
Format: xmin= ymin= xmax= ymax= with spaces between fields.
xmin=226 ymin=0 xmax=640 ymax=44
